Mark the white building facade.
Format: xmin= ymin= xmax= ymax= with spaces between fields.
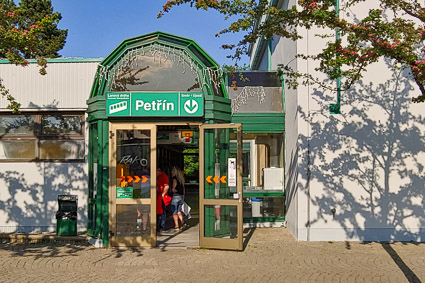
xmin=0 ymin=59 xmax=100 ymax=233
xmin=250 ymin=0 xmax=425 ymax=241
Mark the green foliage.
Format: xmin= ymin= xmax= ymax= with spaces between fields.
xmin=159 ymin=0 xmax=425 ymax=103
xmin=16 ymin=0 xmax=68 ymax=58
xmin=0 ymin=0 xmax=66 ymax=112
xmin=183 ymin=148 xmax=199 ymax=178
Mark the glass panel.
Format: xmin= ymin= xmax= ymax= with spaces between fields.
xmin=228 ymin=72 xmax=283 ymax=113
xmin=232 ymin=133 xmax=284 ymax=192
xmin=88 ymin=203 xmax=96 ymax=231
xmin=116 ymin=204 xmax=151 ymax=237
xmin=89 ymin=123 xmax=99 ymax=199
xmin=229 ymin=87 xmax=283 ymax=113
xmin=116 ymin=130 xmax=151 ymax=199
xmin=0 ymin=115 xmax=34 ymax=136
xmin=39 ymin=140 xmax=85 ymax=159
xmin=243 ymin=197 xmax=284 ymax=218
xmin=204 ymin=205 xmax=238 ymax=238
xmin=110 ymin=52 xmax=202 ymax=93
xmin=204 ymin=128 xmax=238 ymax=199
xmin=184 ymin=148 xmax=199 ymax=184
xmin=0 ymin=140 xmax=36 ymax=159
xmin=41 ymin=115 xmax=83 ymax=135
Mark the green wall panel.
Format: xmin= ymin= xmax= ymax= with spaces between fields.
xmin=231 ymin=113 xmax=285 ymax=133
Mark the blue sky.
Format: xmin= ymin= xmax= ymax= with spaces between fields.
xmin=52 ymin=0 xmax=249 ymax=66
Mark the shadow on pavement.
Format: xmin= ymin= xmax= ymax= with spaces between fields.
xmin=381 ymin=243 xmax=421 ymax=283
xmin=0 ymin=242 xmax=90 ymax=260
xmin=243 ymin=227 xmax=256 ymax=251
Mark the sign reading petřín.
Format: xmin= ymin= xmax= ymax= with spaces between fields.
xmin=106 ymin=92 xmax=203 ymax=117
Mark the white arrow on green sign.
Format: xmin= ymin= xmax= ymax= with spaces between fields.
xmin=183 ymin=99 xmax=198 ymax=114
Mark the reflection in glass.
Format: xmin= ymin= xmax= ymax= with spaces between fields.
xmin=41 ymin=115 xmax=83 ymax=135
xmin=110 ymin=53 xmax=201 ymax=93
xmin=227 ymin=72 xmax=283 ymax=113
xmin=0 ymin=140 xmax=36 ymax=159
xmin=88 ymin=203 xmax=96 ymax=231
xmin=204 ymin=205 xmax=238 ymax=239
xmin=88 ymin=123 xmax=99 ymax=199
xmin=116 ymin=130 xmax=151 ymax=199
xmin=116 ymin=204 xmax=151 ymax=237
xmin=0 ymin=115 xmax=34 ymax=135
xmin=229 ymin=87 xmax=283 ymax=113
xmin=39 ymin=140 xmax=85 ymax=159
xmin=231 ymin=133 xmax=283 ymax=191
xmin=243 ymin=197 xmax=284 ymax=218
xmin=204 ymin=128 xmax=237 ymax=200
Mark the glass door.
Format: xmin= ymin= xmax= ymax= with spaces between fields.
xmin=109 ymin=123 xmax=157 ymax=247
xmin=199 ymin=124 xmax=243 ymax=250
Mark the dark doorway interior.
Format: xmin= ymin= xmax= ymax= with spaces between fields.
xmin=156 ymin=125 xmax=200 ymax=247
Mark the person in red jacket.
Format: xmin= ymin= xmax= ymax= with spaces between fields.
xmin=156 ymin=167 xmax=169 ymax=234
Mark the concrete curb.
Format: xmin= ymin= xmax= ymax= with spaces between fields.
xmin=0 ymin=233 xmax=89 ymax=244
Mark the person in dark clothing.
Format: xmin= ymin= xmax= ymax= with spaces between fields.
xmin=170 ymin=166 xmax=187 ymax=231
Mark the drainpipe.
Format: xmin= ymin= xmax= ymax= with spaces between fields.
xmin=330 ymin=0 xmax=341 ymax=114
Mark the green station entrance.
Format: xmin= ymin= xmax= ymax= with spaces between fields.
xmin=86 ymin=32 xmax=285 ymax=250
xmin=86 ymin=32 xmax=244 ymax=250
xmin=107 ymin=123 xmax=243 ymax=250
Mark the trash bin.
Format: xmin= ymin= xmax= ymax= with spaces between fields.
xmin=56 ymin=195 xmax=78 ymax=236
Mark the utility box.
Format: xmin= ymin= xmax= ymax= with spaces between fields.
xmin=251 ymin=197 xmax=263 ymax=217
xmin=56 ymin=195 xmax=78 ymax=236
xmin=263 ymin=168 xmax=284 ymax=190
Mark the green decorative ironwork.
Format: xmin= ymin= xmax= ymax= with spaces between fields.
xmin=96 ymin=41 xmax=225 ymax=98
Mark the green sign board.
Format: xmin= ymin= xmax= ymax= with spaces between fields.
xmin=106 ymin=92 xmax=204 ymax=117
xmin=117 ymin=187 xmax=133 ymax=199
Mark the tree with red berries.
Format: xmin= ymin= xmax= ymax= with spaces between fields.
xmin=159 ymin=0 xmax=425 ymax=103
xmin=0 ymin=0 xmax=67 ymax=112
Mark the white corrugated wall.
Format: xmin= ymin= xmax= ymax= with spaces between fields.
xmin=0 ymin=61 xmax=100 ymax=110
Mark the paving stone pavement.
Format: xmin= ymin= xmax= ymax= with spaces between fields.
xmin=0 ymin=228 xmax=424 ymax=282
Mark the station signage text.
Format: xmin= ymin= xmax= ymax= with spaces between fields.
xmin=106 ymin=92 xmax=204 ymax=117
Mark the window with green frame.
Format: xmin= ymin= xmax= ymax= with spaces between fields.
xmin=88 ymin=122 xmax=98 ymax=234
xmin=0 ymin=112 xmax=85 ymax=161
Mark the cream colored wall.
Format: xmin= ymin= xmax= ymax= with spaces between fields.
xmin=289 ymin=0 xmax=425 ymax=241
xmin=267 ymin=0 xmax=425 ymax=241
xmin=272 ymin=0 xmax=300 ymax=238
xmin=301 ymin=60 xmax=425 ymax=241
xmin=0 ymin=162 xmax=88 ymax=233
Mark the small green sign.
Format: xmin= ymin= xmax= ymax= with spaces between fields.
xmin=180 ymin=93 xmax=203 ymax=116
xmin=107 ymin=93 xmax=130 ymax=116
xmin=106 ymin=92 xmax=204 ymax=117
xmin=117 ymin=187 xmax=133 ymax=199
